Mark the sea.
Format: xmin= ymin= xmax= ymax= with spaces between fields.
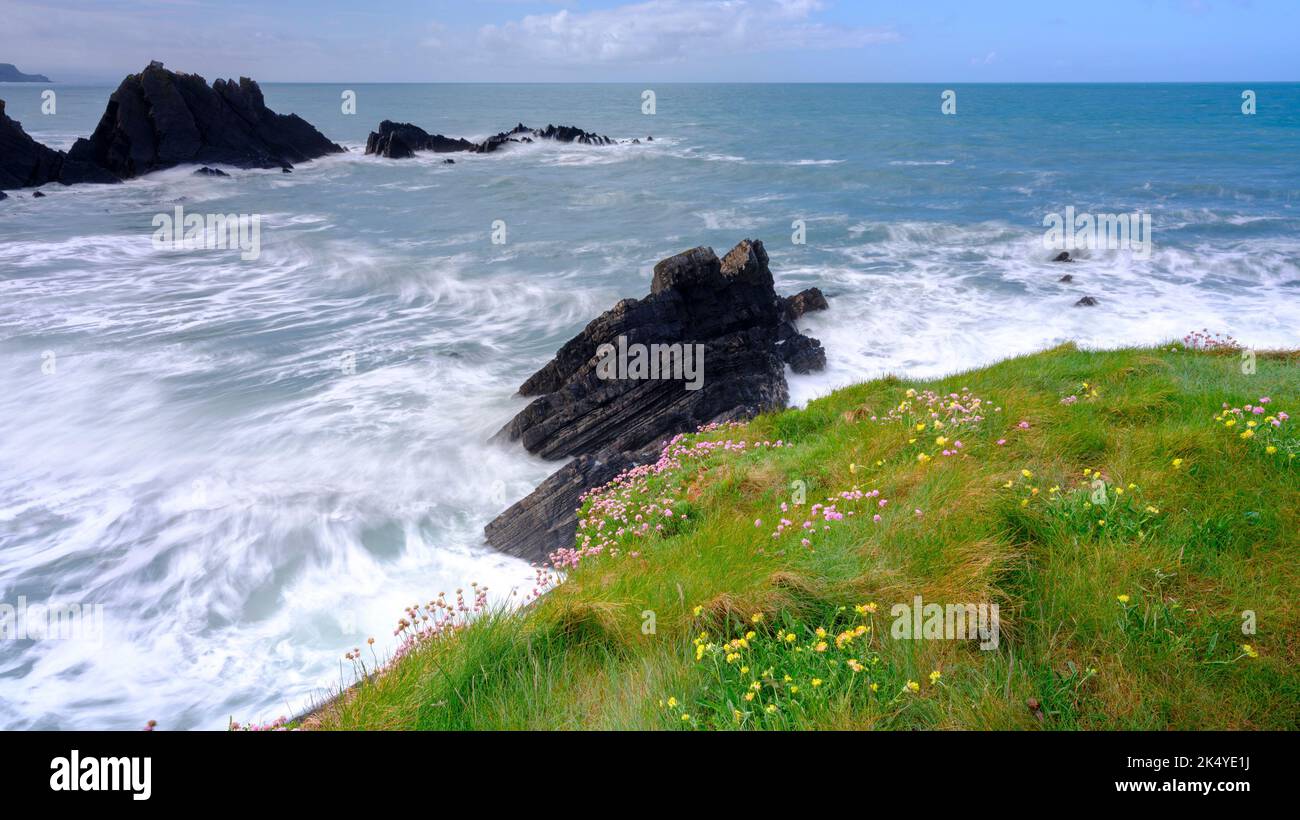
xmin=1 ymin=82 xmax=1297 ymax=729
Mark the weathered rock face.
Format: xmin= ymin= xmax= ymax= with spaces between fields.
xmin=485 ymin=239 xmax=828 ymax=563
xmin=65 ymin=61 xmax=343 ymax=179
xmin=484 ymin=445 xmax=656 ymax=563
xmin=0 ymin=100 xmax=117 ymax=189
xmin=364 ymin=121 xmax=475 ymax=158
xmin=782 ymin=286 xmax=829 ymax=320
xmin=365 ymin=120 xmax=615 ymax=159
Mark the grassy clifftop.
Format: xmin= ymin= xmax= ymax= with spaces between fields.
xmin=309 ymin=343 xmax=1299 ymax=730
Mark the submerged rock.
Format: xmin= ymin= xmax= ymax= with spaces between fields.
xmin=65 ymin=61 xmax=343 ymax=180
xmin=1052 ymin=251 xmax=1073 ymax=262
xmin=1075 ymin=295 xmax=1099 ymax=307
xmin=485 ymin=239 xmax=827 ymax=562
xmin=193 ymin=166 xmax=229 ymax=177
xmin=365 ymin=120 xmax=617 ymax=159
xmin=1058 ymin=274 xmax=1074 ymax=283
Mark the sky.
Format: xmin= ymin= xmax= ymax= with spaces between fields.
xmin=3 ymin=0 xmax=1298 ymax=84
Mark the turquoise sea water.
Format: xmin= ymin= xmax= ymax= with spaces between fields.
xmin=1 ymin=83 xmax=1298 ymax=728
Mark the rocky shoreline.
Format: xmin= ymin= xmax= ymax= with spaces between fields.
xmin=485 ymin=239 xmax=828 ymax=563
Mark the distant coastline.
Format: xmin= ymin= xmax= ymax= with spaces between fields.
xmin=0 ymin=63 xmax=51 ymax=83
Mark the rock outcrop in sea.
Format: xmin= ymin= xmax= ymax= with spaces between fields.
xmin=67 ymin=61 xmax=343 ymax=179
xmin=2 ymin=61 xmax=343 ymax=190
xmin=366 ymin=120 xmax=616 ymax=159
xmin=1 ymin=100 xmax=118 ymax=188
xmin=484 ymin=239 xmax=828 ymax=563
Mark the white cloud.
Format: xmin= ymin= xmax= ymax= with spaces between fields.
xmin=473 ymin=0 xmax=899 ymax=66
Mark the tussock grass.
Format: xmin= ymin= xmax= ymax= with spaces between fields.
xmin=311 ymin=344 xmax=1300 ymax=730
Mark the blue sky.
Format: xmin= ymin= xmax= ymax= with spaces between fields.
xmin=5 ymin=0 xmax=1298 ymax=83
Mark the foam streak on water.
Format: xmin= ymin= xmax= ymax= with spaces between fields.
xmin=0 ymin=83 xmax=1297 ymax=728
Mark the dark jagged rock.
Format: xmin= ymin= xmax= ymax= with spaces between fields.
xmin=1052 ymin=251 xmax=1073 ymax=262
xmin=193 ymin=166 xmax=229 ymax=177
xmin=0 ymin=190 xmax=7 ymax=201
xmin=1075 ymin=296 xmax=1099 ymax=307
xmin=484 ymin=444 xmax=657 ymax=562
xmin=365 ymin=120 xmax=616 ymax=159
xmin=781 ymin=286 xmax=829 ymax=320
xmin=32 ymin=190 xmax=45 ymax=197
xmin=485 ymin=239 xmax=827 ymax=562
xmin=779 ymin=333 xmax=826 ymax=374
xmin=0 ymin=64 xmax=50 ymax=83
xmin=364 ymin=121 xmax=475 ymax=158
xmin=1 ymin=99 xmax=118 ymax=189
xmin=65 ymin=61 xmax=343 ymax=180
xmin=1058 ymin=274 xmax=1074 ymax=283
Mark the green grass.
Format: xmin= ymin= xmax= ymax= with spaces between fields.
xmin=308 ymin=343 xmax=1300 ymax=730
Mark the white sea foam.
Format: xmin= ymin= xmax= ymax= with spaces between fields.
xmin=3 ymin=95 xmax=1297 ymax=730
